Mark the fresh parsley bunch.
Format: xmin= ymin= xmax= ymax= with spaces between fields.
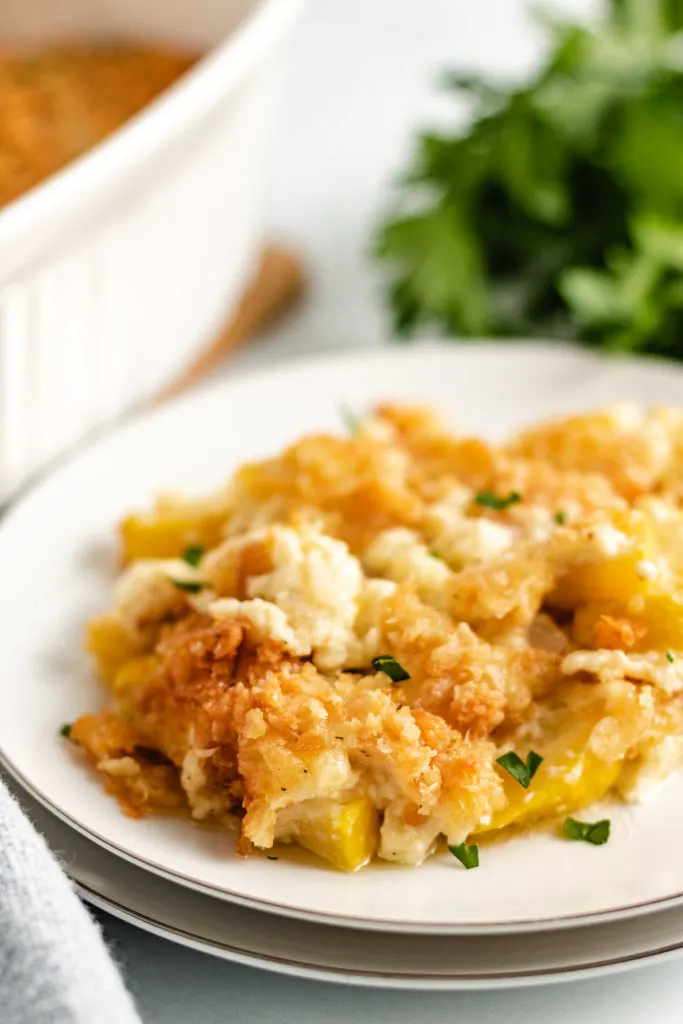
xmin=375 ymin=0 xmax=683 ymax=357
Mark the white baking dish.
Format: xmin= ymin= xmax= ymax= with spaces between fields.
xmin=0 ymin=0 xmax=304 ymax=498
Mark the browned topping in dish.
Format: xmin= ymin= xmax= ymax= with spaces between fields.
xmin=0 ymin=45 xmax=195 ymax=208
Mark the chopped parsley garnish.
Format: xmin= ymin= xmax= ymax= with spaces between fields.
xmin=340 ymin=405 xmax=360 ymax=434
xmin=267 ymin=856 xmax=279 ymax=861
xmin=473 ymin=490 xmax=521 ymax=511
xmin=59 ymin=722 xmax=72 ymax=739
xmin=372 ymin=655 xmax=410 ymax=683
xmin=554 ymin=510 xmax=567 ymax=525
xmin=563 ymin=817 xmax=611 ymax=846
xmin=448 ymin=842 xmax=479 ymax=869
xmin=496 ymin=750 xmax=543 ymax=789
xmin=181 ymin=544 xmax=205 ymax=567
xmin=667 ymin=651 xmax=675 ymax=663
xmin=170 ymin=579 xmax=204 ymax=593
xmin=429 ymin=549 xmax=441 ymax=559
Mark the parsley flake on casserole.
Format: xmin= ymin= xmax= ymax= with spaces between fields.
xmin=67 ymin=402 xmax=683 ymax=870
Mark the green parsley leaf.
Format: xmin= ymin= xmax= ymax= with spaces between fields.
xmin=554 ymin=510 xmax=568 ymax=525
xmin=667 ymin=651 xmax=675 ymax=663
xmin=170 ymin=579 xmax=204 ymax=593
xmin=372 ymin=655 xmax=411 ymax=683
xmin=181 ymin=544 xmax=205 ymax=567
xmin=340 ymin=405 xmax=360 ymax=434
xmin=525 ymin=750 xmax=543 ymax=778
xmin=267 ymin=856 xmax=279 ymax=861
xmin=374 ymin=2 xmax=683 ymax=360
xmin=473 ymin=490 xmax=521 ymax=511
xmin=496 ymin=750 xmax=543 ymax=789
xmin=59 ymin=723 xmax=72 ymax=739
xmin=563 ymin=817 xmax=611 ymax=846
xmin=448 ymin=842 xmax=479 ymax=869
xmin=429 ymin=549 xmax=441 ymax=559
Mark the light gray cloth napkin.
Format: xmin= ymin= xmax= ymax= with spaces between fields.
xmin=0 ymin=778 xmax=142 ymax=1024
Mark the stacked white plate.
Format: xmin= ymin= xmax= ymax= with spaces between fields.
xmin=4 ymin=343 xmax=683 ymax=989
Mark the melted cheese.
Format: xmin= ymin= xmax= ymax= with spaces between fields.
xmin=363 ymin=527 xmax=452 ymax=608
xmin=562 ymin=649 xmax=683 ymax=694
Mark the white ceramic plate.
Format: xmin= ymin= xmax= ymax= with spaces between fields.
xmin=4 ymin=342 xmax=683 ymax=934
xmin=12 ymin=776 xmax=683 ymax=990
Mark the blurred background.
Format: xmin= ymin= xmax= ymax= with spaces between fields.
xmin=250 ymin=0 xmax=598 ymax=368
xmin=3 ymin=0 xmax=679 ymax=492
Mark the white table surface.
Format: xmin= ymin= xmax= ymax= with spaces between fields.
xmin=99 ymin=1 xmax=683 ymax=1019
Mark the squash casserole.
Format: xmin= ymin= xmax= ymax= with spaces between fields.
xmin=68 ymin=402 xmax=683 ymax=870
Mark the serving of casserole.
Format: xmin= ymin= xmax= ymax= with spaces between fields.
xmin=64 ymin=399 xmax=683 ymax=871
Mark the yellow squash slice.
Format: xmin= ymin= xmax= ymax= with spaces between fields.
xmin=85 ymin=616 xmax=143 ymax=682
xmin=573 ymin=592 xmax=683 ymax=652
xmin=283 ymin=797 xmax=379 ymax=872
xmin=120 ymin=511 xmax=228 ymax=563
xmin=475 ymin=697 xmax=624 ymax=837
xmin=549 ymin=512 xmax=657 ymax=610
